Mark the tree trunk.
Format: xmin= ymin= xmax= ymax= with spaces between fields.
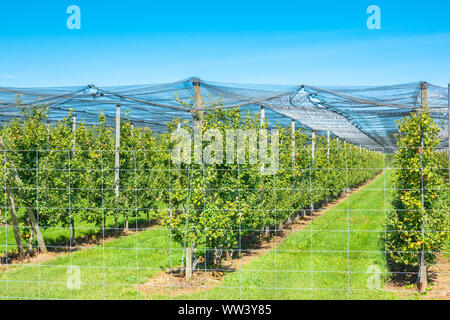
xmin=6 ymin=190 xmax=24 ymax=258
xmin=125 ymin=215 xmax=129 ymax=231
xmin=146 ymin=211 xmax=150 ymax=225
xmin=225 ymin=250 xmax=232 ymax=262
xmin=25 ymin=208 xmax=47 ymax=254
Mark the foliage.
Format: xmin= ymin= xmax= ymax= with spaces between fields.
xmin=386 ymin=107 xmax=449 ymax=268
xmin=0 ymin=99 xmax=383 ymax=264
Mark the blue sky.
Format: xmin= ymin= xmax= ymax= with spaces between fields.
xmin=0 ymin=0 xmax=449 ymax=87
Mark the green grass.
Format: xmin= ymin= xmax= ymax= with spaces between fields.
xmin=170 ymin=169 xmax=398 ymax=300
xmin=0 ymin=227 xmax=182 ymax=299
xmin=0 ymin=170 xmax=401 ymax=299
xmin=0 ymin=213 xmax=154 ymax=255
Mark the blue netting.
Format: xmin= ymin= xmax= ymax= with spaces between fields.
xmin=0 ymin=78 xmax=448 ymax=151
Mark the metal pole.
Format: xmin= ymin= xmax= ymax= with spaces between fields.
xmin=72 ymin=114 xmax=76 ymax=152
xmin=291 ymin=119 xmax=295 ymax=165
xmin=260 ymin=106 xmax=266 ymax=175
xmin=260 ymin=106 xmax=265 ymax=127
xmin=311 ymin=131 xmax=315 ymax=161
xmin=327 ymin=130 xmax=330 ymax=159
xmin=418 ymin=83 xmax=428 ymax=293
xmin=114 ymin=105 xmax=121 ymax=230
xmin=448 ymin=84 xmax=450 ymax=191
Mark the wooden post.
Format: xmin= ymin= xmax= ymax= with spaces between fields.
xmin=193 ymin=78 xmax=203 ymax=122
xmin=421 ymin=82 xmax=428 ymax=107
xmin=114 ymin=105 xmax=121 ymax=231
xmin=327 ymin=130 xmax=330 ymax=159
xmin=311 ymin=131 xmax=315 ymax=161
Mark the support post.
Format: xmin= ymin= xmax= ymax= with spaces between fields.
xmin=260 ymin=106 xmax=266 ymax=175
xmin=114 ymin=105 xmax=121 ymax=231
xmin=46 ymin=121 xmax=50 ymax=145
xmin=72 ymin=114 xmax=76 ymax=151
xmin=193 ymin=78 xmax=203 ymax=122
xmin=71 ymin=114 xmax=76 ymax=242
xmin=421 ymin=82 xmax=428 ymax=107
xmin=311 ymin=131 xmax=315 ymax=161
xmin=186 ymin=246 xmax=193 ymax=280
xmin=448 ymin=83 xmax=450 ymax=191
xmin=327 ymin=130 xmax=330 ymax=159
xmin=418 ymin=82 xmax=428 ymax=293
xmin=291 ymin=119 xmax=295 ymax=165
xmin=260 ymin=105 xmax=265 ymax=127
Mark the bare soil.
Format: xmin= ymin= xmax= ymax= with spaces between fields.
xmin=387 ymin=255 xmax=450 ymax=300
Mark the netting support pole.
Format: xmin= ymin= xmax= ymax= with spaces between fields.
xmin=421 ymin=82 xmax=428 ymax=107
xmin=446 ymin=85 xmax=450 ymax=291
xmin=291 ymin=119 xmax=295 ymax=165
xmin=311 ymin=131 xmax=315 ymax=161
xmin=260 ymin=106 xmax=265 ymax=127
xmin=193 ymin=78 xmax=203 ymax=122
xmin=72 ymin=114 xmax=76 ymax=152
xmin=448 ymin=83 xmax=450 ymax=188
xmin=71 ymin=113 xmax=76 ymax=242
xmin=114 ymin=105 xmax=121 ymax=231
xmin=418 ymin=82 xmax=428 ymax=293
xmin=327 ymin=130 xmax=330 ymax=159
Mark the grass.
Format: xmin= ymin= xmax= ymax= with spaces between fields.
xmin=171 ymin=169 xmax=398 ymax=300
xmin=0 ymin=227 xmax=182 ymax=299
xmin=0 ymin=169 xmax=402 ymax=299
xmin=0 ymin=213 xmax=154 ymax=255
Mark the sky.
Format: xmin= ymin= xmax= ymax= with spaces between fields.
xmin=0 ymin=0 xmax=449 ymax=87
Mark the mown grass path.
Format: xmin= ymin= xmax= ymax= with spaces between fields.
xmin=0 ymin=170 xmax=400 ymax=300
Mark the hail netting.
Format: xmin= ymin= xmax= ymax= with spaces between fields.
xmin=0 ymin=78 xmax=448 ymax=151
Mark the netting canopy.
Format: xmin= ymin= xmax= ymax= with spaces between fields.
xmin=0 ymin=77 xmax=448 ymax=151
